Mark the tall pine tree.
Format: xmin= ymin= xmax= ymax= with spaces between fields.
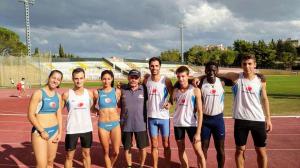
xmin=59 ymin=44 xmax=65 ymax=58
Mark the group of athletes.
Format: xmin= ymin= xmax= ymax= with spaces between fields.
xmin=27 ymin=54 xmax=272 ymax=168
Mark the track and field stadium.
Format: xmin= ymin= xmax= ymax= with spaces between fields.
xmin=0 ymin=56 xmax=299 ymax=167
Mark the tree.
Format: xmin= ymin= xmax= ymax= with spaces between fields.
xmin=269 ymin=39 xmax=276 ymax=50
xmin=160 ymin=49 xmax=181 ymax=62
xmin=59 ymin=44 xmax=65 ymax=58
xmin=233 ymin=40 xmax=253 ymax=66
xmin=296 ymin=47 xmax=300 ymax=57
xmin=65 ymin=53 xmax=75 ymax=58
xmin=0 ymin=27 xmax=27 ymax=56
xmin=185 ymin=46 xmax=199 ymax=64
xmin=33 ymin=47 xmax=39 ymax=55
xmin=283 ymin=41 xmax=297 ymax=56
xmin=276 ymin=39 xmax=284 ymax=60
xmin=275 ymin=39 xmax=298 ymax=69
xmin=282 ymin=52 xmax=297 ymax=70
xmin=220 ymin=50 xmax=236 ymax=66
xmin=185 ymin=45 xmax=205 ymax=65
xmin=207 ymin=48 xmax=222 ymax=64
xmin=253 ymin=40 xmax=268 ymax=67
xmin=198 ymin=51 xmax=210 ymax=65
xmin=184 ymin=45 xmax=213 ymax=65
xmin=263 ymin=49 xmax=276 ymax=68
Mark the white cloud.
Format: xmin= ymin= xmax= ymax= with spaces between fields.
xmin=142 ymin=43 xmax=159 ymax=53
xmin=11 ymin=21 xmax=178 ymax=58
xmin=290 ymin=20 xmax=300 ymax=28
xmin=179 ymin=2 xmax=300 ymax=46
xmin=183 ymin=2 xmax=234 ymax=31
xmin=39 ymin=39 xmax=48 ymax=45
xmin=5 ymin=1 xmax=300 ymax=58
xmin=117 ymin=43 xmax=132 ymax=51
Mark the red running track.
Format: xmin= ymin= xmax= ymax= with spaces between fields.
xmin=0 ymin=88 xmax=299 ymax=167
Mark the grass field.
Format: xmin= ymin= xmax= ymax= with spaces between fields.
xmin=56 ymin=75 xmax=300 ymax=116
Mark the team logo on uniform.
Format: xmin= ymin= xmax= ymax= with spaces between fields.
xmin=178 ymin=98 xmax=187 ymax=106
xmin=78 ymin=102 xmax=84 ymax=107
xmin=150 ymin=88 xmax=158 ymax=95
xmin=210 ymin=89 xmax=216 ymax=94
xmin=105 ymin=98 xmax=112 ymax=103
xmin=242 ymin=85 xmax=255 ymax=94
xmin=49 ymin=102 xmax=56 ymax=108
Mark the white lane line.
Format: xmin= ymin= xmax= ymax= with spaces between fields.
xmin=0 ymin=164 xmax=34 ymax=167
xmin=0 ymin=113 xmax=27 ymax=116
xmin=0 ymin=112 xmax=98 ymax=118
xmin=0 ymin=130 xmax=299 ymax=136
xmin=1 ymin=142 xmax=300 ymax=151
xmin=0 ymin=112 xmax=299 ymax=118
xmin=0 ymin=121 xmax=29 ymax=123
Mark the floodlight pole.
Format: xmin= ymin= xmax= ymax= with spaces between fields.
xmin=179 ymin=23 xmax=185 ymax=64
xmin=19 ymin=0 xmax=41 ymax=86
xmin=19 ymin=0 xmax=34 ymax=57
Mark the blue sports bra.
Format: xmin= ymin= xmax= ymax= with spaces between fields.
xmin=37 ymin=89 xmax=59 ymax=114
xmin=98 ymin=88 xmax=117 ymax=109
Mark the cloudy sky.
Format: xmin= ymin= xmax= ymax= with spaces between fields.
xmin=1 ymin=0 xmax=300 ymax=59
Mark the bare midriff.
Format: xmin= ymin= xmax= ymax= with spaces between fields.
xmin=36 ymin=113 xmax=58 ymax=127
xmin=98 ymin=108 xmax=120 ymax=122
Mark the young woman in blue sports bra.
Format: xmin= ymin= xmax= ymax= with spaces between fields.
xmin=93 ymin=70 xmax=121 ymax=168
xmin=28 ymin=70 xmax=63 ymax=168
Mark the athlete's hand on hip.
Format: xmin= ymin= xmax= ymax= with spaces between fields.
xmin=52 ymin=133 xmax=61 ymax=143
xmin=192 ymin=78 xmax=200 ymax=87
xmin=163 ymin=102 xmax=171 ymax=110
xmin=116 ymin=81 xmax=122 ymax=89
xmin=40 ymin=131 xmax=49 ymax=140
xmin=193 ymin=134 xmax=201 ymax=144
xmin=266 ymin=119 xmax=272 ymax=133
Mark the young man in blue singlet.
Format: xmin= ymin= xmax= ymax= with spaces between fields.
xmin=198 ymin=61 xmax=225 ymax=168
